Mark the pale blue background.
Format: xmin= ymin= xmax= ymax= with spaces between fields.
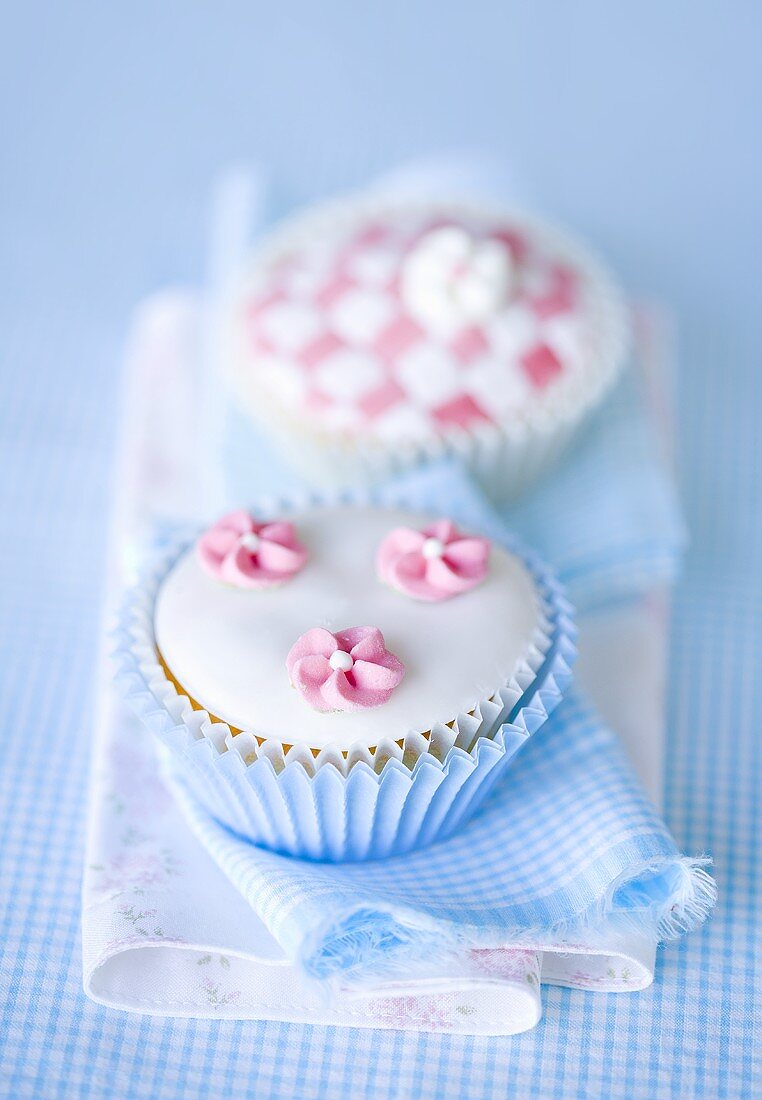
xmin=1 ymin=4 xmax=760 ymax=1098
xmin=3 ymin=1 xmax=761 ymax=394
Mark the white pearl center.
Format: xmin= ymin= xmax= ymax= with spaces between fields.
xmin=329 ymin=650 xmax=354 ymax=673
xmin=239 ymin=531 xmax=261 ymax=553
xmin=422 ymin=536 xmax=446 ymax=560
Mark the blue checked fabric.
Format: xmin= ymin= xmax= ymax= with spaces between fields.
xmin=0 ymin=306 xmax=758 ymax=1094
xmin=172 ymin=687 xmax=709 ymax=983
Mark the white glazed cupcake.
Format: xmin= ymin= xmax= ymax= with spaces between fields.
xmin=223 ymin=193 xmax=629 ymax=500
xmin=118 ymin=491 xmax=575 ymax=860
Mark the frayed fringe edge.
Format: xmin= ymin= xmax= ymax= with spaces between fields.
xmin=300 ymin=856 xmax=717 ymax=985
xmin=301 ymin=909 xmax=453 ymax=988
xmin=647 ymin=857 xmax=718 ymax=941
xmin=544 ymin=855 xmax=718 ymax=948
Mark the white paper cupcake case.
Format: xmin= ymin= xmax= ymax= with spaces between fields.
xmin=114 ymin=490 xmax=576 ymax=861
xmin=224 ymin=194 xmax=631 ymax=502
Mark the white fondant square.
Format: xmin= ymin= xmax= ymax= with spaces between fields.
xmin=286 ymin=259 xmax=333 ymax=298
xmin=317 ymin=402 xmax=361 ymax=431
xmin=461 ymin=357 xmax=532 ymax=417
xmin=346 ymin=247 xmax=400 ymax=286
xmin=256 ymin=356 xmax=308 ymax=407
xmin=329 ymin=287 xmax=396 ymax=345
xmin=394 ymin=343 xmax=464 ymax=407
xmin=258 ymin=300 xmax=324 ymax=352
xmin=484 ymin=304 xmax=539 ymax=361
xmin=542 ymin=315 xmax=585 ymax=369
xmin=372 ymin=402 xmax=432 ymax=442
xmin=313 ymin=348 xmax=384 ymax=401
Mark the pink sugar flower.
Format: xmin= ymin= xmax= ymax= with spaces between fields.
xmin=286 ymin=626 xmax=405 ymax=712
xmin=376 ymin=519 xmax=490 ymax=601
xmin=197 ymin=509 xmax=308 ymax=589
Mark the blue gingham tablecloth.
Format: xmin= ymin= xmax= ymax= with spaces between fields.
xmin=0 ymin=302 xmax=759 ymax=1097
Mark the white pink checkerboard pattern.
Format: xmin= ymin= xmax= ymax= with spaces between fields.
xmin=240 ymin=213 xmax=592 ymax=442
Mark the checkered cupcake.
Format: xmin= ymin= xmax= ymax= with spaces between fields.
xmin=222 ymin=193 xmax=629 ymax=501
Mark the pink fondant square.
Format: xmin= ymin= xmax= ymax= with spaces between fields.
xmin=530 ymin=289 xmax=574 ymax=320
xmin=489 ymin=229 xmax=529 ymax=264
xmin=386 ymin=272 xmax=402 ymax=297
xmin=431 ymin=393 xmax=492 ymax=429
xmin=314 ymin=272 xmax=356 ymax=310
xmin=297 ymin=331 xmax=345 ymax=370
xmin=450 ymin=326 xmax=490 ymax=365
xmin=373 ymin=315 xmax=425 ymax=363
xmin=357 ymin=378 xmax=406 ymax=421
xmin=520 ymin=343 xmax=563 ymax=388
xmin=530 ymin=266 xmax=577 ymax=320
xmin=353 ymin=223 xmax=392 ymax=248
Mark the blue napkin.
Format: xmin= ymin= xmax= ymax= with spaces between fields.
xmin=171 ymin=687 xmax=714 ymax=982
xmin=162 ymin=376 xmax=713 ymax=984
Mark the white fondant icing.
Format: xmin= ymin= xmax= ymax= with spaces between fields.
xmin=154 ymin=506 xmax=539 ymax=751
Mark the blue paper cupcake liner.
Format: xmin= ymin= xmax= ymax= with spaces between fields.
xmin=114 ymin=486 xmax=576 ymax=861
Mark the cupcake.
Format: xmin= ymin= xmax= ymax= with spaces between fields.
xmin=117 ymin=492 xmax=575 ymax=860
xmin=222 ymin=192 xmax=629 ymax=500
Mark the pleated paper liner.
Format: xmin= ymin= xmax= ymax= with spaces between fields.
xmin=115 ymin=487 xmax=576 ymax=860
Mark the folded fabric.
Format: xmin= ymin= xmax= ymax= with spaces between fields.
xmin=83 ymin=675 xmax=676 ymax=1034
xmin=167 ymin=686 xmax=714 ymax=987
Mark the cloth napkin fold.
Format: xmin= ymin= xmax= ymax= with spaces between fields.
xmin=82 ymin=293 xmax=713 ymax=1035
xmin=168 ymin=686 xmax=713 ymax=986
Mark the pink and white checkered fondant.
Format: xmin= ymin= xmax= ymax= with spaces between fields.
xmin=231 ymin=200 xmax=625 ymax=456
